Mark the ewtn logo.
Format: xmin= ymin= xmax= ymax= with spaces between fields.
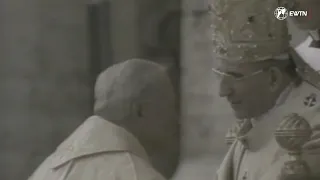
xmin=274 ymin=7 xmax=308 ymax=20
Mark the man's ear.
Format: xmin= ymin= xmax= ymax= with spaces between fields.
xmin=268 ymin=67 xmax=283 ymax=92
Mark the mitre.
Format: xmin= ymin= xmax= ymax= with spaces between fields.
xmin=209 ymin=0 xmax=291 ymax=63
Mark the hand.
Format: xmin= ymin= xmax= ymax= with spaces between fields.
xmin=303 ymin=124 xmax=320 ymax=151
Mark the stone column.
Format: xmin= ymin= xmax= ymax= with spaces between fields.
xmin=0 ymin=0 xmax=92 ymax=179
xmin=172 ymin=0 xmax=234 ymax=179
xmin=110 ymin=0 xmax=142 ymax=63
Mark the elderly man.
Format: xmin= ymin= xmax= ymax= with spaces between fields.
xmin=210 ymin=0 xmax=320 ymax=180
xmin=27 ymin=59 xmax=179 ymax=180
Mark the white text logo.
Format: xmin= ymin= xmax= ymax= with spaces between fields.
xmin=274 ymin=7 xmax=308 ymax=20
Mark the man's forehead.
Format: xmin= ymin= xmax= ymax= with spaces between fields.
xmin=215 ymin=58 xmax=282 ymax=72
xmin=215 ymin=61 xmax=255 ymax=72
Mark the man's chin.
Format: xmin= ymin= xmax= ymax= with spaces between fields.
xmin=230 ymin=104 xmax=255 ymax=119
xmin=233 ymin=110 xmax=252 ymax=119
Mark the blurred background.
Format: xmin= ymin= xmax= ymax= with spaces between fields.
xmin=0 ymin=0 xmax=308 ymax=179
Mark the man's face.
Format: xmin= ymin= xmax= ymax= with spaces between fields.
xmin=215 ymin=62 xmax=279 ymax=119
xmin=290 ymin=0 xmax=320 ymax=30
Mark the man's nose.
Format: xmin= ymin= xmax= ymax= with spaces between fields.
xmin=219 ymin=78 xmax=233 ymax=97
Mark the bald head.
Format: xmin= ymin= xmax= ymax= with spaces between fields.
xmin=94 ymin=59 xmax=175 ymax=121
xmin=94 ymin=59 xmax=179 ymax=178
